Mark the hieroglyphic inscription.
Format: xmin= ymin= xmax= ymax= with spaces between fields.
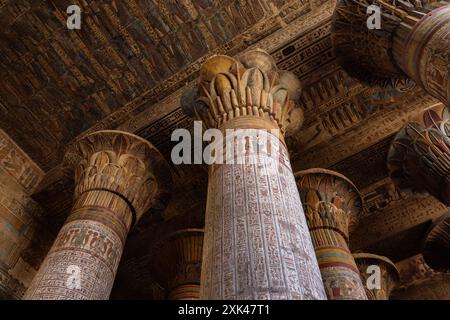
xmin=351 ymin=194 xmax=448 ymax=251
xmin=24 ymin=218 xmax=123 ymax=300
xmin=201 ymin=134 xmax=326 ymax=299
xmin=292 ymin=91 xmax=441 ymax=170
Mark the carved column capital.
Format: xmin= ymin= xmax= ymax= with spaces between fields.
xmin=423 ymin=212 xmax=450 ymax=271
xmin=295 ymin=168 xmax=363 ymax=241
xmin=181 ymin=49 xmax=304 ymax=137
xmin=25 ymin=130 xmax=172 ymax=300
xmin=180 ymin=51 xmax=326 ymax=300
xmin=150 ymin=229 xmax=204 ymax=300
xmin=332 ymin=0 xmax=450 ymax=104
xmin=387 ymin=105 xmax=450 ymax=206
xmin=333 ymin=0 xmax=419 ymax=88
xmin=295 ymin=168 xmax=366 ymax=300
xmin=63 ymin=130 xmax=170 ymax=224
xmin=353 ymin=253 xmax=400 ymax=300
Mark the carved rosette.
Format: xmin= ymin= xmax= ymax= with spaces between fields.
xmin=295 ymin=168 xmax=367 ymax=300
xmin=387 ymin=105 xmax=450 ymax=206
xmin=353 ymin=253 xmax=400 ymax=300
xmin=181 ymin=50 xmax=326 ymax=300
xmin=24 ymin=130 xmax=171 ymax=300
xmin=423 ymin=212 xmax=450 ymax=271
xmin=332 ymin=0 xmax=450 ymax=105
xmin=150 ymin=229 xmax=204 ymax=300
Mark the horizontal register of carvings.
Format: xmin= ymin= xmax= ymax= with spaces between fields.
xmin=352 ymin=177 xmax=448 ymax=251
xmin=0 ymin=129 xmax=43 ymax=194
xmin=292 ymin=90 xmax=442 ymax=171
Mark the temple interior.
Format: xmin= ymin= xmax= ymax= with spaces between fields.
xmin=0 ymin=0 xmax=449 ymax=300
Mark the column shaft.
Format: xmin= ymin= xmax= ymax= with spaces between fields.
xmin=202 ymin=128 xmax=325 ymax=299
xmin=24 ymin=190 xmax=131 ymax=299
xmin=311 ymin=229 xmax=366 ymax=300
xmin=295 ymin=168 xmax=368 ymax=300
xmin=24 ymin=130 xmax=170 ymax=300
xmin=182 ymin=50 xmax=326 ymax=300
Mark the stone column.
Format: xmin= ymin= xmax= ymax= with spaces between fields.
xmin=353 ymin=253 xmax=400 ymax=300
xmin=423 ymin=212 xmax=450 ymax=271
xmin=295 ymin=168 xmax=367 ymax=300
xmin=181 ymin=49 xmax=326 ymax=300
xmin=333 ymin=0 xmax=450 ymax=105
xmin=24 ymin=130 xmax=170 ymax=300
xmin=151 ymin=229 xmax=204 ymax=300
xmin=387 ymin=105 xmax=450 ymax=206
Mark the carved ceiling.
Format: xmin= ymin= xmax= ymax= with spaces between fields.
xmin=0 ymin=0 xmax=329 ymax=171
xmin=0 ymin=0 xmax=447 ymax=299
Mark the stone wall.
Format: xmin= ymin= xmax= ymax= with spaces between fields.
xmin=0 ymin=129 xmax=53 ymax=299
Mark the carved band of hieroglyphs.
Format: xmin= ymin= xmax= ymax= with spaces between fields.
xmin=24 ymin=131 xmax=171 ymax=300
xmin=201 ymin=135 xmax=326 ymax=299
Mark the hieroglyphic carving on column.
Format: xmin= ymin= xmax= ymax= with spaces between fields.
xmin=422 ymin=212 xmax=450 ymax=271
xmin=353 ymin=253 xmax=400 ymax=300
xmin=24 ymin=131 xmax=171 ymax=300
xmin=150 ymin=229 xmax=204 ymax=300
xmin=295 ymin=168 xmax=368 ymax=300
xmin=204 ymin=136 xmax=325 ymax=299
xmin=182 ymin=50 xmax=326 ymax=300
xmin=332 ymin=0 xmax=450 ymax=106
xmin=387 ymin=105 xmax=450 ymax=206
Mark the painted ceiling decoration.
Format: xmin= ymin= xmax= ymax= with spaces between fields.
xmin=0 ymin=0 xmax=449 ymax=299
